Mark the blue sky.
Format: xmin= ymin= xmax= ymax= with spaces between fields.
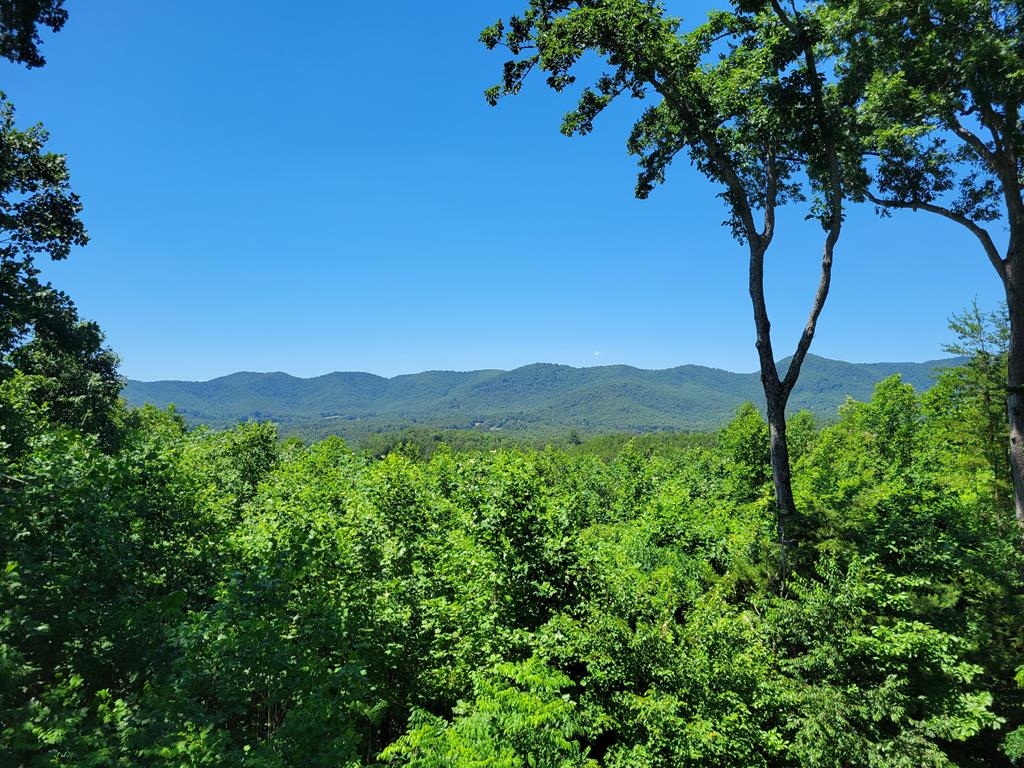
xmin=4 ymin=1 xmax=1005 ymax=381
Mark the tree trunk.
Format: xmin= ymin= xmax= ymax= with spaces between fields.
xmin=765 ymin=386 xmax=795 ymax=547
xmin=749 ymin=236 xmax=800 ymax=567
xmin=1005 ymin=263 xmax=1024 ymax=528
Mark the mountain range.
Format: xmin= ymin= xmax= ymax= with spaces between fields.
xmin=122 ymin=354 xmax=963 ymax=440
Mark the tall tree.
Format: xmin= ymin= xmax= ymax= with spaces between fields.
xmin=0 ymin=0 xmax=77 ymax=354
xmin=831 ymin=0 xmax=1024 ymax=526
xmin=0 ymin=93 xmax=122 ymax=442
xmin=0 ymin=94 xmax=87 ymax=356
xmin=481 ymin=0 xmax=847 ymax=556
xmin=0 ymin=2 xmax=121 ymax=442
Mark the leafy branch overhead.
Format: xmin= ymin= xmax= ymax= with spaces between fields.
xmin=836 ymin=0 xmax=1023 ymax=271
xmin=0 ymin=0 xmax=67 ymax=67
xmin=480 ymin=0 xmax=849 ymax=238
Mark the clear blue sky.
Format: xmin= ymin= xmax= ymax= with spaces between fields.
xmin=4 ymin=1 xmax=1005 ymax=381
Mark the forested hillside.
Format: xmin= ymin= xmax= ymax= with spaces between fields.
xmin=123 ymin=355 xmax=962 ymax=439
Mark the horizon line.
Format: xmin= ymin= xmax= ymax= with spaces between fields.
xmin=126 ymin=353 xmax=965 ymax=386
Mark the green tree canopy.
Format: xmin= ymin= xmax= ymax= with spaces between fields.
xmin=0 ymin=94 xmax=121 ymax=442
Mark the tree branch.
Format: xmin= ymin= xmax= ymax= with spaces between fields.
xmin=865 ymin=190 xmax=1008 ymax=280
xmin=649 ymin=76 xmax=763 ymax=245
xmin=950 ymin=112 xmax=997 ymax=168
xmin=784 ymin=224 xmax=837 ymax=395
xmin=766 ymin=0 xmax=844 ymax=396
xmin=763 ymin=150 xmax=778 ymax=245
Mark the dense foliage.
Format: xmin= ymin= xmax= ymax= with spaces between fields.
xmin=2 ymin=2 xmax=1022 ymax=766
xmin=3 ymin=342 xmax=1022 ymax=766
xmin=0 ymin=0 xmax=66 ymax=68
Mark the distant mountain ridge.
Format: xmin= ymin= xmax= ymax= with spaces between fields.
xmin=123 ymin=354 xmax=964 ymax=440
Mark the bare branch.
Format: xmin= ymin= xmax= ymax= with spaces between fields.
xmin=865 ymin=190 xmax=1008 ymax=279
xmin=784 ymin=226 xmax=837 ymax=395
xmin=950 ymin=112 xmax=998 ymax=167
xmin=763 ymin=150 xmax=778 ymax=245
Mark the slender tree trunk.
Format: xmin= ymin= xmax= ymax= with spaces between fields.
xmin=765 ymin=385 xmax=795 ymax=545
xmin=749 ymin=240 xmax=793 ymax=513
xmin=1004 ymin=260 xmax=1024 ymax=528
xmin=748 ymin=220 xmax=834 ymax=550
xmin=745 ymin=240 xmax=801 ymax=573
